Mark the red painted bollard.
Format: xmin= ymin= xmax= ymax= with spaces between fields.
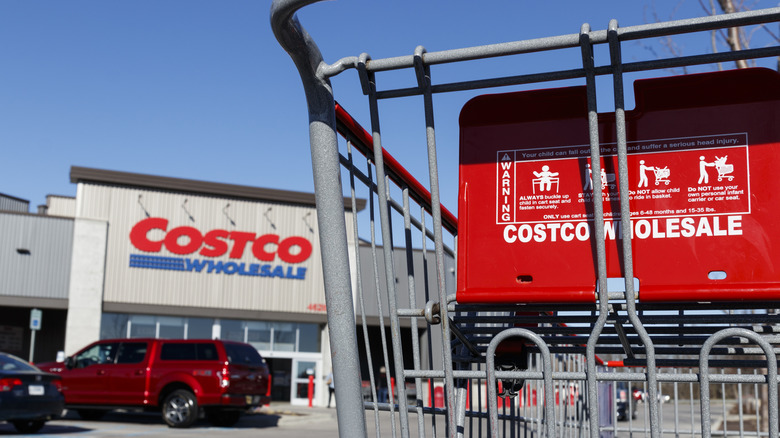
xmin=307 ymin=370 xmax=314 ymax=407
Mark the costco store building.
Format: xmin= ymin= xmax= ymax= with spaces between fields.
xmin=0 ymin=166 xmax=372 ymax=406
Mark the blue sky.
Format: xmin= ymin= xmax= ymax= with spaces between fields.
xmin=2 ymin=0 xmax=778 ymax=214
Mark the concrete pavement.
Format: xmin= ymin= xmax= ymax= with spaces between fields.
xmin=0 ymin=403 xmax=341 ymax=437
xmin=255 ymin=402 xmax=340 ymax=427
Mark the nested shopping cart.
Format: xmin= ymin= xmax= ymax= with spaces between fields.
xmin=271 ymin=1 xmax=780 ymax=437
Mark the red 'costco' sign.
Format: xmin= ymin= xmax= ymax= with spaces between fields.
xmin=129 ymin=217 xmax=313 ymax=279
xmin=457 ymin=68 xmax=780 ymax=303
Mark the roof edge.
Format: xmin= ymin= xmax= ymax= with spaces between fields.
xmin=0 ymin=192 xmax=30 ymax=203
xmin=70 ymin=166 xmax=365 ymax=211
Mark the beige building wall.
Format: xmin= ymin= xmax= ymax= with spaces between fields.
xmin=64 ymin=217 xmax=108 ymax=355
xmin=75 ymin=183 xmax=332 ymax=314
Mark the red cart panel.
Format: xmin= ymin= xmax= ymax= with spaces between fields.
xmin=457 ymin=68 xmax=780 ymax=303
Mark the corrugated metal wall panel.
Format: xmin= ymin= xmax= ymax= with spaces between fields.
xmin=46 ymin=196 xmax=76 ymax=217
xmin=77 ymin=183 xmax=350 ymax=316
xmin=355 ymin=243 xmax=456 ymax=318
xmin=0 ymin=194 xmax=29 ymax=213
xmin=0 ymin=212 xmax=73 ymax=299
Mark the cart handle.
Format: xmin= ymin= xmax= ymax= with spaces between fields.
xmin=272 ymin=2 xmax=369 ymax=436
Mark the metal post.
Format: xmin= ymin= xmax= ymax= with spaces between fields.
xmin=29 ymin=330 xmax=36 ymax=363
xmin=271 ymin=2 xmax=367 ymax=436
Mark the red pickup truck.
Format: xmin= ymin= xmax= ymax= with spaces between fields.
xmin=37 ymin=338 xmax=270 ymax=428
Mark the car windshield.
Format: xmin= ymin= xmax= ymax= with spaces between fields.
xmin=224 ymin=343 xmax=264 ymax=366
xmin=0 ymin=353 xmax=38 ymax=372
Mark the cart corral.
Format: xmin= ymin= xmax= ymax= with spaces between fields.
xmin=271 ymin=2 xmax=780 ymax=437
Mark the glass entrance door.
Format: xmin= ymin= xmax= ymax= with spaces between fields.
xmin=291 ymin=359 xmax=320 ymax=405
xmin=266 ymin=358 xmax=292 ymax=402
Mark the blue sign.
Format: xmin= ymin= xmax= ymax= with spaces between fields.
xmin=129 ymin=254 xmax=307 ymax=280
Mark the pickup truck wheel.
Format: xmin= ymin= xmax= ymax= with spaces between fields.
xmin=206 ymin=409 xmax=242 ymax=427
xmin=77 ymin=409 xmax=106 ymax=421
xmin=162 ymin=389 xmax=199 ymax=428
xmin=11 ymin=420 xmax=45 ymax=434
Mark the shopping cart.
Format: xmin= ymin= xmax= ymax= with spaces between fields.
xmin=715 ymin=156 xmax=736 ymax=182
xmin=653 ymin=167 xmax=670 ymax=185
xmin=271 ymin=2 xmax=780 ymax=437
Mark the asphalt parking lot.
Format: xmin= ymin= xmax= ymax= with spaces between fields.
xmin=0 ymin=404 xmax=340 ymax=437
xmin=0 ymin=400 xmax=740 ymax=437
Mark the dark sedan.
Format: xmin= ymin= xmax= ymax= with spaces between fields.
xmin=0 ymin=352 xmax=64 ymax=433
xmin=615 ymin=381 xmax=639 ymax=421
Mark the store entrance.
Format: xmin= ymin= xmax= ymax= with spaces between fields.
xmin=266 ymin=358 xmax=292 ymax=402
xmin=291 ymin=359 xmax=319 ymax=404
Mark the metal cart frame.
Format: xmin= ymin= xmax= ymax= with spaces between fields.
xmin=271 ymin=2 xmax=780 ymax=437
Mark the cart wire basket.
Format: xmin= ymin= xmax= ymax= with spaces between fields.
xmin=271 ymin=1 xmax=780 ymax=437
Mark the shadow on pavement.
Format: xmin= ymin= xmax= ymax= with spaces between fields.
xmin=0 ymin=409 xmax=283 ymax=435
xmin=232 ymin=412 xmax=283 ymax=428
xmin=0 ymin=422 xmax=91 ymax=435
xmin=86 ymin=410 xmax=283 ymax=429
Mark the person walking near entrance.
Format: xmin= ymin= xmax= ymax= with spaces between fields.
xmin=326 ymin=371 xmax=335 ymax=408
xmin=377 ymin=367 xmax=389 ymax=403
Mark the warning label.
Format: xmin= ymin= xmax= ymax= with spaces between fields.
xmin=459 ymin=69 xmax=780 ymax=303
xmin=496 ymin=133 xmax=750 ymax=225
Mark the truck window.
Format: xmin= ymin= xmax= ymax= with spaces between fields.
xmin=224 ymin=343 xmax=263 ymax=366
xmin=116 ymin=342 xmax=148 ymax=364
xmin=74 ymin=342 xmax=119 ymax=368
xmin=160 ymin=342 xmax=218 ymax=361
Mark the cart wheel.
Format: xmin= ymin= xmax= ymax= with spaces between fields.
xmin=718 ymin=176 xmax=723 ymax=181
xmin=665 ymin=181 xmax=670 ymax=185
xmin=497 ymin=376 xmax=525 ymax=396
xmin=495 ymin=347 xmax=528 ymax=397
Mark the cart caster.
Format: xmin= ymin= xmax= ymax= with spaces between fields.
xmin=495 ymin=345 xmax=529 ymax=397
xmin=497 ymin=363 xmax=525 ymax=397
